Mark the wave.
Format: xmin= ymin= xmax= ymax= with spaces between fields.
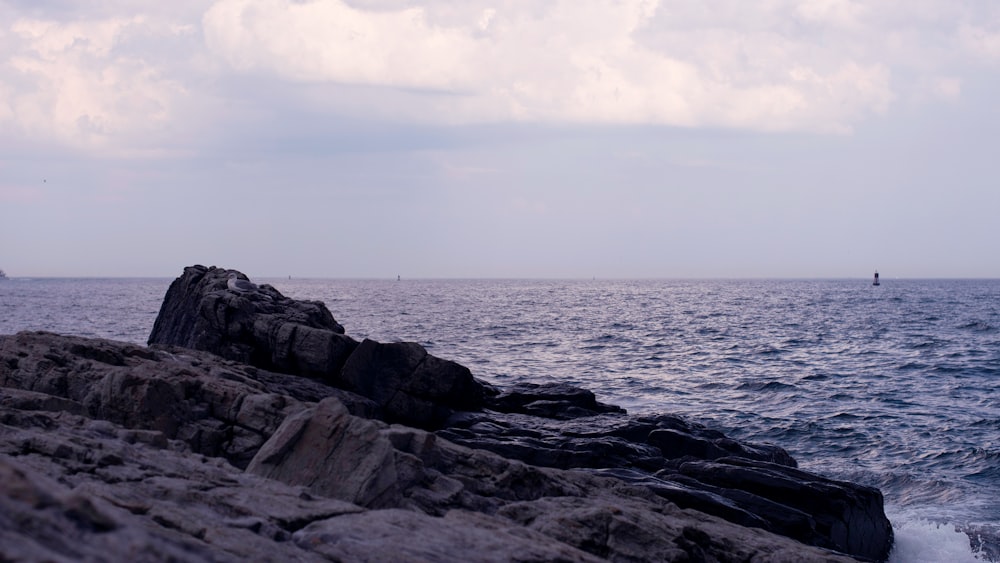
xmin=735 ymin=381 xmax=797 ymax=392
xmin=959 ymin=320 xmax=997 ymax=333
xmin=889 ymin=518 xmax=994 ymax=563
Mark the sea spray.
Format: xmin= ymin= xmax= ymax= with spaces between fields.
xmin=889 ymin=516 xmax=992 ymax=563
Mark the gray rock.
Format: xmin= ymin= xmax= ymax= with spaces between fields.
xmin=292 ymin=509 xmax=607 ymax=563
xmin=0 ymin=406 xmax=360 ymax=562
xmin=489 ymin=382 xmax=626 ymax=418
xmin=148 ymin=266 xmax=490 ymax=429
xmin=677 ymin=458 xmax=895 ymax=562
xmin=0 ymin=331 xmax=889 ymax=561
xmin=7 ymin=257 xmax=905 ymax=563
xmin=338 ymin=338 xmax=488 ymax=428
xmin=438 ymin=407 xmax=892 ymax=561
xmin=0 ymin=331 xmax=367 ymax=468
xmin=148 ymin=265 xmax=358 ymax=379
xmin=246 ymin=387 xmax=883 ymax=561
xmin=248 ymin=397 xmax=403 ymax=509
xmin=497 ymin=495 xmax=859 ymax=562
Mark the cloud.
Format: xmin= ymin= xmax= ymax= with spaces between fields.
xmin=1 ymin=0 xmax=996 ymax=158
xmin=960 ymin=23 xmax=1000 ymax=61
xmin=201 ymin=0 xmax=896 ymax=133
xmin=2 ymin=14 xmax=190 ymax=153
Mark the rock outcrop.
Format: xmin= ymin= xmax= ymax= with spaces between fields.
xmin=1 ymin=331 xmax=862 ymax=562
xmin=148 ymin=265 xmax=489 ymax=428
xmin=148 ymin=265 xmax=356 ymax=378
xmin=0 ymin=265 xmax=896 ymax=561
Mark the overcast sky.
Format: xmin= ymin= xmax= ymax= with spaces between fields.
xmin=1 ymin=0 xmax=998 ymax=278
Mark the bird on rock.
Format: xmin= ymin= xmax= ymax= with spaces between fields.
xmin=227 ymin=273 xmax=258 ymax=293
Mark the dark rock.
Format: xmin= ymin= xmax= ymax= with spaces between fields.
xmin=148 ymin=265 xmax=358 ymax=379
xmin=436 ymin=406 xmax=893 ymax=561
xmin=496 ymin=495 xmax=858 ymax=563
xmin=489 ymin=382 xmax=626 ymax=418
xmin=1 ymin=331 xmax=884 ymax=562
xmin=0 ymin=331 xmax=363 ymax=468
xmin=648 ymin=426 xmax=797 ymax=467
xmin=246 ymin=392 xmax=859 ymax=561
xmin=4 ymin=262 xmax=900 ymax=561
xmin=338 ymin=339 xmax=487 ymax=428
xmin=678 ymin=457 xmax=894 ymax=562
xmin=148 ymin=266 xmax=490 ymax=429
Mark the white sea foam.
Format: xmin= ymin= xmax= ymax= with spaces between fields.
xmin=889 ymin=518 xmax=991 ymax=563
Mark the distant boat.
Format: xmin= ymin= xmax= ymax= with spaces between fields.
xmin=872 ymin=270 xmax=880 ymax=286
xmin=0 ymin=269 xmax=7 ymax=280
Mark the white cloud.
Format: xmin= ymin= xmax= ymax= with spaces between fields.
xmin=959 ymin=24 xmax=1000 ymax=61
xmin=201 ymin=0 xmax=898 ymax=132
xmin=0 ymin=0 xmax=996 ymax=156
xmin=795 ymin=0 xmax=866 ymax=28
xmin=2 ymin=15 xmax=189 ymax=153
xmin=931 ymin=76 xmax=962 ymax=101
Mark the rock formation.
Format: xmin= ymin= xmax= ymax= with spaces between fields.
xmin=148 ymin=265 xmax=488 ymax=428
xmin=0 ymin=265 xmax=896 ymax=561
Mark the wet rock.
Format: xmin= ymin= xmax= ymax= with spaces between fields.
xmin=677 ymin=457 xmax=894 ymax=562
xmin=488 ymin=382 xmax=625 ymax=418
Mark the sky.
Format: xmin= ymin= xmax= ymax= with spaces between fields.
xmin=1 ymin=0 xmax=998 ymax=279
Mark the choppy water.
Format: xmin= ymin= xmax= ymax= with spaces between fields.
xmin=2 ymin=277 xmax=998 ymax=561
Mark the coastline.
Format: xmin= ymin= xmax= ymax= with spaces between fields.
xmin=0 ymin=266 xmax=898 ymax=561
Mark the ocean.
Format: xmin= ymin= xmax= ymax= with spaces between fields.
xmin=2 ymin=276 xmax=998 ymax=562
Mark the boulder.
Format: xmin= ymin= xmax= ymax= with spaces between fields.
xmin=148 ymin=266 xmax=490 ymax=429
xmin=338 ymin=339 xmax=488 ymax=428
xmin=148 ymin=265 xmax=358 ymax=379
xmin=488 ymin=382 xmax=625 ymax=419
xmin=676 ymin=458 xmax=895 ymax=562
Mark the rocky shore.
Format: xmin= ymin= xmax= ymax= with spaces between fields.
xmin=1 ymin=265 xmax=893 ymax=561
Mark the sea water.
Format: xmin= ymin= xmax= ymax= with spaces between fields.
xmin=2 ymin=277 xmax=998 ymax=561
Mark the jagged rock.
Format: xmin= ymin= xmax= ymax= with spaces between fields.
xmin=148 ymin=266 xmax=490 ymax=429
xmin=0 ymin=332 xmax=868 ymax=562
xmin=0 ymin=406 xmax=364 ymax=562
xmin=437 ymin=408 xmax=893 ymax=561
xmin=148 ymin=265 xmax=358 ymax=379
xmin=247 ymin=396 xmax=587 ymax=515
xmin=676 ymin=458 xmax=895 ymax=562
xmin=247 ymin=397 xmax=404 ymax=509
xmin=488 ymin=382 xmax=626 ymax=418
xmin=0 ymin=331 xmax=371 ymax=468
xmin=243 ymin=391 xmax=861 ymax=562
xmin=291 ymin=509 xmax=606 ymax=562
xmin=497 ymin=495 xmax=859 ymax=563
xmin=3 ymin=259 xmax=900 ymax=563
xmin=338 ymin=339 xmax=488 ymax=427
